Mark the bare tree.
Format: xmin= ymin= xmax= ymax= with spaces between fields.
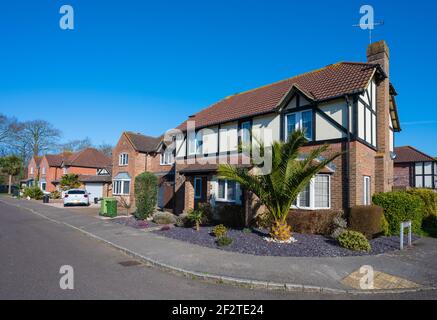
xmin=20 ymin=120 xmax=61 ymax=157
xmin=58 ymin=137 xmax=93 ymax=153
xmin=97 ymin=143 xmax=113 ymax=157
xmin=0 ymin=114 xmax=18 ymax=146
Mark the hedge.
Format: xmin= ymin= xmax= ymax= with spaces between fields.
xmin=134 ymin=172 xmax=158 ymax=220
xmin=372 ymin=191 xmax=424 ymax=235
xmin=349 ymin=205 xmax=388 ymax=239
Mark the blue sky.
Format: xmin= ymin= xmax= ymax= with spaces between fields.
xmin=0 ymin=0 xmax=436 ymax=155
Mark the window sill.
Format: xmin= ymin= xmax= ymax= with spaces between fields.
xmin=216 ymin=199 xmax=236 ymax=203
xmin=291 ymin=206 xmax=331 ymax=211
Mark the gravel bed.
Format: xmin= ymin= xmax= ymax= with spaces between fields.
xmin=153 ymin=226 xmax=420 ymax=257
xmin=110 ymin=216 xmax=158 ymax=229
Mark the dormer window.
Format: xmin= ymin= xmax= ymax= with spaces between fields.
xmin=285 ymin=110 xmax=313 ymax=141
xmin=119 ymin=153 xmax=129 ymax=166
xmin=160 ymin=149 xmax=175 ymax=165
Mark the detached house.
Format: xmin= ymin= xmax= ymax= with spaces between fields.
xmin=36 ymin=148 xmax=112 ymax=199
xmin=22 ymin=156 xmax=42 ymax=187
xmin=112 ymin=132 xmax=175 ymax=210
xmin=394 ymin=146 xmax=437 ymax=190
xmin=172 ymin=40 xmax=401 ymax=221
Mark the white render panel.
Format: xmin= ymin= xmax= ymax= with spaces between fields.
xmin=365 ymin=108 xmax=372 ymax=144
xmin=176 ymin=134 xmax=186 ymax=157
xmin=372 ymin=114 xmax=377 ymax=146
xmin=315 ymin=113 xmax=344 ymax=140
xmin=252 ymin=114 xmax=280 ymax=146
xmin=219 ymin=122 xmax=238 ymax=152
xmin=358 ymin=101 xmax=365 ymax=140
xmin=200 ymin=126 xmax=218 ymax=155
xmin=371 ymin=79 xmax=376 ymax=111
xmin=319 ymin=99 xmax=348 ymax=127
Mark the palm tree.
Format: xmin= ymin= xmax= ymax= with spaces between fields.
xmin=218 ymin=130 xmax=342 ymax=241
xmin=0 ymin=155 xmax=22 ymax=194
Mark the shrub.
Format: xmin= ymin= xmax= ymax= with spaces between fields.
xmin=216 ymin=236 xmax=233 ymax=247
xmin=407 ymin=189 xmax=437 ymax=219
xmin=255 ymin=211 xmax=273 ymax=230
xmin=134 ymin=172 xmax=158 ymax=220
xmin=187 ymin=209 xmax=203 ymax=231
xmin=50 ymin=190 xmax=61 ymax=199
xmin=212 ymin=224 xmax=227 ymax=238
xmin=153 ymin=211 xmax=177 ymax=225
xmin=286 ymin=209 xmax=343 ymax=235
xmin=198 ymin=203 xmax=214 ymax=225
xmin=337 ymin=230 xmax=371 ymax=252
xmin=60 ymin=174 xmax=81 ymax=190
xmin=349 ymin=205 xmax=386 ymax=239
xmin=216 ymin=204 xmax=245 ymax=228
xmin=373 ymin=192 xmax=424 ymax=236
xmin=175 ymin=213 xmax=191 ymax=228
xmin=23 ymin=186 xmax=44 ymax=200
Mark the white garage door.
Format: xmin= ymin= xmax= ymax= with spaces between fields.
xmin=85 ymin=183 xmax=103 ymax=201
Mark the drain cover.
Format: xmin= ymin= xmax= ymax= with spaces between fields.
xmin=118 ymin=260 xmax=142 ymax=267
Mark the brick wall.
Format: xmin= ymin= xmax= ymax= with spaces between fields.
xmin=394 ymin=163 xmax=411 ymax=188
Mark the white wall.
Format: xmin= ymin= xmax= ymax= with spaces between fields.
xmin=252 ymin=113 xmax=280 ymax=147
xmin=219 ymin=122 xmax=238 ymax=153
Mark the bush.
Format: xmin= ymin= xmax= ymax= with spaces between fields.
xmin=50 ymin=190 xmax=61 ymax=199
xmin=373 ymin=192 xmax=424 ymax=236
xmin=153 ymin=211 xmax=176 ymax=225
xmin=212 ymin=224 xmax=227 ymax=238
xmin=134 ymin=172 xmax=158 ymax=220
xmin=216 ymin=204 xmax=245 ymax=228
xmin=175 ymin=213 xmax=191 ymax=228
xmin=407 ymin=189 xmax=437 ymax=219
xmin=286 ymin=209 xmax=343 ymax=235
xmin=23 ymin=186 xmax=44 ymax=200
xmin=349 ymin=205 xmax=386 ymax=239
xmin=216 ymin=236 xmax=233 ymax=247
xmin=330 ymin=216 xmax=348 ymax=239
xmin=338 ymin=230 xmax=371 ymax=252
xmin=60 ymin=174 xmax=81 ymax=190
xmin=198 ymin=203 xmax=214 ymax=225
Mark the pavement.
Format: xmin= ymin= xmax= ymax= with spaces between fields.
xmin=1 ymin=195 xmax=437 ymax=296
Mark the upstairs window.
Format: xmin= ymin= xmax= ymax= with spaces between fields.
xmin=188 ymin=131 xmax=203 ymax=155
xmin=285 ymin=110 xmax=313 ymax=141
xmin=30 ymin=167 xmax=34 ymax=175
xmin=41 ymin=166 xmax=46 ymax=175
xmin=160 ymin=149 xmax=175 ymax=165
xmin=119 ymin=153 xmax=129 ymax=166
xmin=240 ymin=121 xmax=252 ymax=149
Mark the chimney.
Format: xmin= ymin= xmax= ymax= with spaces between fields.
xmin=367 ymin=40 xmax=390 ymax=76
xmin=367 ymin=40 xmax=393 ymax=193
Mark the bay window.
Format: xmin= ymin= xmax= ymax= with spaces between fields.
xmin=113 ymin=172 xmax=131 ymax=195
xmin=293 ymin=174 xmax=330 ymax=209
xmin=285 ymin=110 xmax=313 ymax=141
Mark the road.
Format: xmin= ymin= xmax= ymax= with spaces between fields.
xmin=0 ymin=200 xmax=436 ymax=300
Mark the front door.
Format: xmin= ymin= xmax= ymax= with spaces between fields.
xmin=194 ymin=176 xmax=207 ymax=209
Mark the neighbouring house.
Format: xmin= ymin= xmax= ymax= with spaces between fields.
xmin=171 ymin=40 xmax=401 ymax=224
xmin=21 ymin=156 xmax=42 ymax=187
xmin=394 ymin=146 xmax=437 ymax=190
xmin=112 ymin=132 xmax=175 ymax=210
xmin=37 ymin=148 xmax=112 ymax=199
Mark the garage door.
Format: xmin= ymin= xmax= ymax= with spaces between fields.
xmin=85 ymin=183 xmax=103 ymax=202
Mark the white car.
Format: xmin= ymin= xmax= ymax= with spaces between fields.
xmin=63 ymin=189 xmax=90 ymax=207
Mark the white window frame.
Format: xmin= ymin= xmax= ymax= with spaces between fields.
xmin=194 ymin=177 xmax=202 ymax=199
xmin=30 ymin=167 xmax=34 ymax=175
xmin=119 ymin=153 xmax=129 ymax=166
xmin=160 ymin=149 xmax=174 ymax=165
xmin=240 ymin=121 xmax=252 ymax=147
xmin=363 ymin=176 xmax=371 ymax=205
xmin=292 ymin=174 xmax=331 ymax=210
xmin=284 ymin=110 xmax=313 ymax=141
xmin=41 ymin=166 xmax=46 ymax=175
xmin=63 ymin=167 xmax=68 ymax=175
xmin=112 ymin=179 xmax=131 ymax=196
xmin=216 ymin=179 xmax=238 ymax=203
xmin=188 ymin=131 xmax=203 ymax=156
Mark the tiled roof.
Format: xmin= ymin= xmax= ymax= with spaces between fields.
xmin=125 ymin=132 xmax=161 ymax=153
xmin=78 ymin=174 xmax=112 ymax=183
xmin=178 ymin=62 xmax=379 ymax=130
xmin=63 ymin=148 xmax=111 ymax=168
xmin=45 ymin=149 xmax=111 ymax=168
xmin=394 ymin=146 xmax=435 ymax=163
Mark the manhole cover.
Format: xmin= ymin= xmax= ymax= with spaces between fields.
xmin=118 ymin=260 xmax=142 ymax=267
